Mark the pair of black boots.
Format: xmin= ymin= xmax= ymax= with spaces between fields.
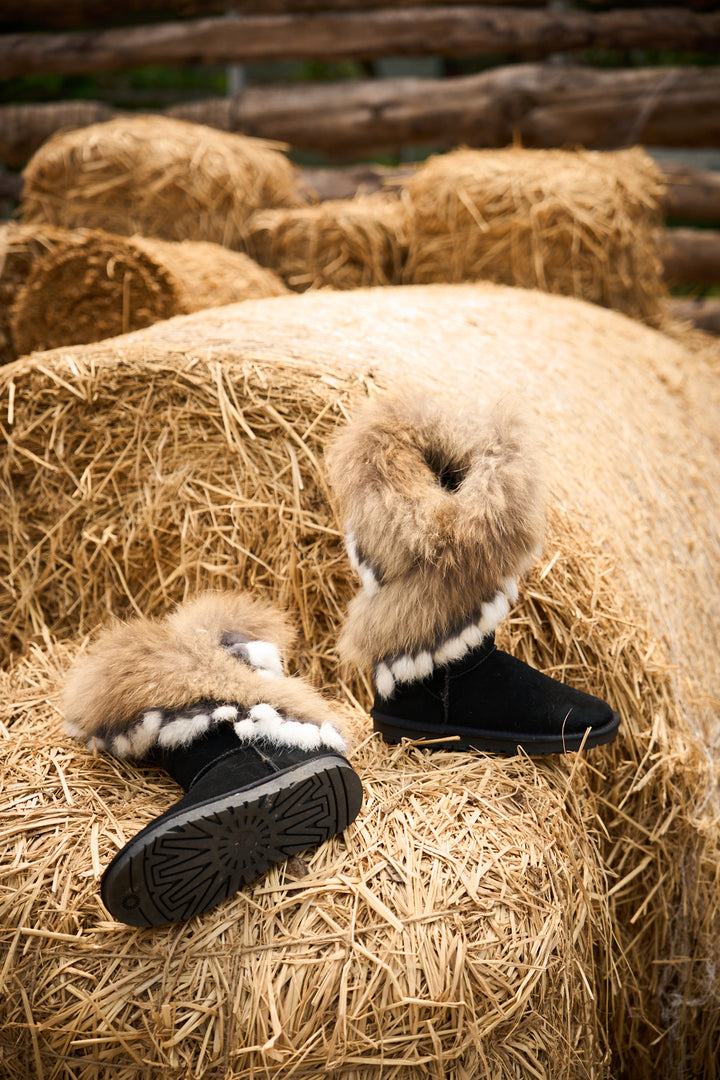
xmin=71 ymin=618 xmax=617 ymax=929
xmin=65 ymin=393 xmax=619 ymax=928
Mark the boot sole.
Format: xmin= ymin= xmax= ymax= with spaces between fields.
xmin=101 ymin=754 xmax=362 ymax=928
xmin=372 ymin=711 xmax=621 ymax=756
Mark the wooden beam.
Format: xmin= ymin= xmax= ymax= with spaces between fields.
xmin=3 ymin=65 xmax=720 ymax=169
xmin=659 ymin=227 xmax=720 ymax=285
xmin=0 ymin=1 xmax=552 ymax=33
xmin=167 ymin=64 xmax=720 ymax=156
xmin=2 ymin=0 xmax=718 ymax=32
xmin=2 ymin=7 xmax=720 ymax=80
xmin=666 ymin=297 xmax=720 ymax=335
xmin=0 ymin=172 xmax=22 ymax=200
xmin=0 ymin=101 xmax=115 ymax=170
xmin=660 ymin=162 xmax=720 ymax=226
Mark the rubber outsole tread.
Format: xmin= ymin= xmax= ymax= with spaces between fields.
xmin=102 ymin=757 xmax=362 ymax=927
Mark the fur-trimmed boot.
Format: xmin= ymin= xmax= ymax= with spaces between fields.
xmin=326 ymin=393 xmax=620 ymax=756
xmin=63 ymin=592 xmax=362 ymax=927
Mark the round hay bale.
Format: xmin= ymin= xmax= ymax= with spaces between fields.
xmin=245 ymin=194 xmax=409 ymax=292
xmin=0 ymin=283 xmax=719 ymax=1079
xmin=9 ymin=230 xmax=287 ymax=356
xmin=401 ymin=147 xmax=666 ymax=321
xmin=0 ymin=222 xmax=93 ymax=364
xmin=19 ymin=114 xmax=305 ymax=248
xmin=0 ymin=639 xmax=611 ymax=1080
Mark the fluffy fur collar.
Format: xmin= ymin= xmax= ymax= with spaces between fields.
xmin=326 ymin=393 xmax=545 ymax=680
xmin=63 ymin=591 xmax=348 ymax=756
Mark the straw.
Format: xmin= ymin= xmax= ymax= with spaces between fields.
xmin=0 ymin=282 xmax=718 ymax=1079
xmin=9 ymin=229 xmax=287 ymax=356
xmin=0 ymin=223 xmax=93 ymax=365
xmin=245 ymin=195 xmax=410 ymax=292
xmin=19 ymin=114 xmax=306 ymax=249
xmin=401 ymin=147 xmax=667 ymax=321
xmin=0 ymin=634 xmax=612 ymax=1080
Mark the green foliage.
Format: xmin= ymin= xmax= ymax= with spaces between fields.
xmin=0 ymin=65 xmax=228 ymax=107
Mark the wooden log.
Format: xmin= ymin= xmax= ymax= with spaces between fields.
xmin=2 ymin=0 xmax=718 ymax=32
xmin=659 ymin=227 xmax=720 ymax=285
xmin=666 ymin=296 xmax=720 ymax=335
xmin=0 ymin=100 xmax=114 ymax=170
xmin=0 ymin=172 xmax=22 ymax=201
xmin=2 ymin=7 xmax=720 ymax=80
xmin=660 ymin=162 xmax=720 ymax=226
xmin=167 ymin=64 xmax=720 ymax=157
xmin=0 ymin=1 xmax=555 ymax=33
xmin=3 ymin=65 xmax=720 ymax=169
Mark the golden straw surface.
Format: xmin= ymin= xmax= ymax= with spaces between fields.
xmin=1 ymin=223 xmax=93 ymax=365
xmin=245 ymin=195 xmax=410 ymax=292
xmin=1 ymin=633 xmax=613 ymax=1079
xmin=20 ymin=115 xmax=306 ymax=249
xmin=0 ymin=283 xmax=718 ymax=1078
xmin=401 ymin=147 xmax=666 ymax=321
xmin=10 ymin=229 xmax=287 ymax=356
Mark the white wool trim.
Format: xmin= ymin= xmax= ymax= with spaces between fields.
xmin=460 ymin=623 xmax=486 ymax=650
xmin=319 ymin=721 xmax=348 ymax=754
xmin=233 ymin=718 xmax=257 ymax=740
xmin=211 ymin=704 xmax=239 ymax=722
xmin=235 ymin=711 xmax=346 ymax=753
xmin=391 ymin=651 xmax=433 ymax=685
xmin=129 ymin=710 xmax=164 ymax=757
xmin=346 ymin=529 xmax=380 ymax=597
xmin=501 ymin=577 xmax=519 ymax=604
xmin=157 ymin=711 xmax=212 ymax=749
xmin=375 ymin=662 xmax=396 ymax=698
xmin=237 ymin=708 xmax=323 ymax=751
xmin=85 ymin=698 xmax=347 ymax=760
xmin=375 ymin=591 xmax=509 ymax=698
xmin=358 ymin=563 xmax=380 ymax=598
xmin=477 ymin=591 xmax=510 ymax=636
xmin=112 ymin=733 xmax=134 ymax=759
xmin=433 ymin=633 xmax=469 ymax=667
xmin=249 ymin=702 xmax=283 ymax=724
xmin=390 ymin=654 xmax=420 ymax=684
xmin=244 ymin=640 xmax=284 ymax=677
xmin=345 ymin=530 xmax=361 ymax=574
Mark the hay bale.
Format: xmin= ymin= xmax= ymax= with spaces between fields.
xmin=19 ymin=114 xmax=305 ymax=248
xmin=0 ymin=222 xmax=93 ymax=364
xmin=0 ymin=640 xmax=610 ymax=1079
xmin=0 ymin=283 xmax=719 ymax=1078
xmin=9 ymin=229 xmax=287 ymax=356
xmin=245 ymin=194 xmax=409 ymax=292
xmin=401 ymin=147 xmax=666 ymax=321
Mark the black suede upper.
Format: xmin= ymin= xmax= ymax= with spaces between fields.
xmin=151 ymin=725 xmax=341 ymax=793
xmin=372 ymin=635 xmax=619 ymax=753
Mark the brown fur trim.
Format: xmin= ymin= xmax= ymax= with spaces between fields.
xmin=63 ymin=591 xmax=347 ymax=749
xmin=162 ymin=591 xmax=295 ymax=657
xmin=326 ymin=393 xmax=545 ymax=670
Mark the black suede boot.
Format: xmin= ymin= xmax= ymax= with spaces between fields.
xmin=326 ymin=392 xmax=621 ymax=758
xmin=371 ymin=634 xmax=619 ymax=755
xmin=63 ymin=590 xmax=362 ymax=926
xmin=102 ymin=722 xmax=362 ymax=927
